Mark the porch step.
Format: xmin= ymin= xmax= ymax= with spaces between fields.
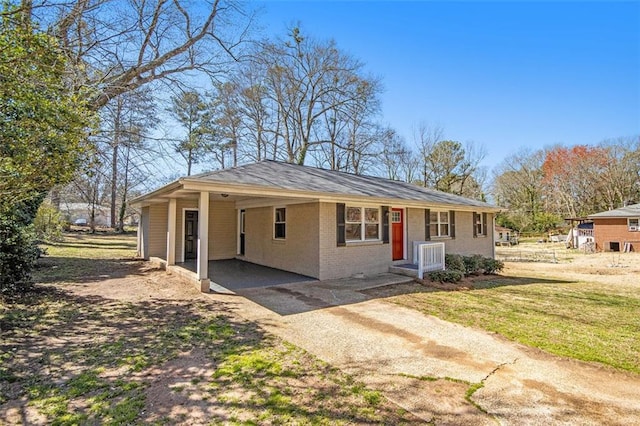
xmin=389 ymin=264 xmax=419 ymax=278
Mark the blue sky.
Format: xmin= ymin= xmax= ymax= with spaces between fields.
xmin=255 ymin=1 xmax=640 ymax=171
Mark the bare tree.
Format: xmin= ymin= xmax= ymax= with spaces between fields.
xmin=413 ymin=123 xmax=444 ymax=187
xmin=378 ymin=127 xmax=412 ymax=181
xmin=596 ymin=136 xmax=640 ymax=210
xmin=30 ymin=0 xmax=253 ymax=111
xmin=491 ymin=149 xmax=546 ymax=231
xmin=98 ymin=87 xmax=156 ymax=228
xmin=235 ymin=67 xmax=273 ymax=162
xmin=255 ymin=27 xmax=377 ymax=165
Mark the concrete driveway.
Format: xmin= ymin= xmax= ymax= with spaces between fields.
xmin=209 ymin=274 xmax=640 ymax=425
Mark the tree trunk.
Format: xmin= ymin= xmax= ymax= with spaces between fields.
xmin=110 ymin=98 xmax=123 ymax=228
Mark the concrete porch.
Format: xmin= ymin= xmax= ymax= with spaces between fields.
xmin=389 ymin=263 xmax=419 ymax=278
xmin=156 ymin=258 xmax=317 ymax=293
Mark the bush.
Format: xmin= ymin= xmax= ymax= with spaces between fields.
xmin=428 ymin=269 xmax=464 ymax=283
xmin=463 ymin=254 xmax=485 ymax=275
xmin=444 ymin=254 xmax=465 ymax=274
xmin=427 ymin=254 xmax=503 ymax=284
xmin=482 ymin=258 xmax=504 ymax=274
xmin=0 ymin=218 xmax=38 ymax=298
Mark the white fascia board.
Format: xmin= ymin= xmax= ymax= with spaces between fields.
xmin=130 ymin=181 xmax=183 ymax=206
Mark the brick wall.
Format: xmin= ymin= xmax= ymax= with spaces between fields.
xmin=446 ymin=211 xmax=494 ymax=257
xmin=318 ymin=202 xmax=391 ymax=280
xmin=243 ymin=202 xmax=320 ymax=278
xmin=406 ymin=208 xmax=494 ymax=261
xmin=593 ymin=218 xmax=640 ymax=251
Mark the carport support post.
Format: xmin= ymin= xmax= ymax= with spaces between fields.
xmin=197 ymin=191 xmax=210 ymax=292
xmin=167 ymin=198 xmax=177 ymax=265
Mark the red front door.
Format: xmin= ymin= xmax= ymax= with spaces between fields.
xmin=391 ymin=208 xmax=404 ymax=260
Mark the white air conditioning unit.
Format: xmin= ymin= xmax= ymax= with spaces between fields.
xmin=629 ymin=226 xmax=638 ymax=231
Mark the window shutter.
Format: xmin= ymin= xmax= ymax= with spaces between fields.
xmin=381 ymin=206 xmax=390 ymax=244
xmin=425 ymin=209 xmax=431 ymax=240
xmin=473 ymin=212 xmax=478 ymax=238
xmin=482 ymin=213 xmax=488 ymax=236
xmin=450 ymin=210 xmax=456 ymax=239
xmin=336 ymin=203 xmax=346 ymax=247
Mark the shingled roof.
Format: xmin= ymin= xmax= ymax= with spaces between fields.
xmin=588 ymin=203 xmax=640 ymax=219
xmin=179 ymin=160 xmax=497 ymax=210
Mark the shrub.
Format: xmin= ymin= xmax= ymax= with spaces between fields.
xmin=427 ymin=254 xmax=502 ymax=283
xmin=0 ymin=218 xmax=38 ymax=298
xmin=482 ymin=258 xmax=504 ymax=274
xmin=462 ymin=254 xmax=485 ymax=275
xmin=444 ymin=254 xmax=465 ymax=274
xmin=428 ymin=269 xmax=463 ymax=283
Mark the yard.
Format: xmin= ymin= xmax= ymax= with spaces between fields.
xmin=0 ymin=232 xmax=416 ymax=425
xmin=1 ymin=233 xmax=639 ymax=424
xmin=393 ymin=242 xmax=640 ymax=375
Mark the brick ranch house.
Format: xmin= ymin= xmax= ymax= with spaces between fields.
xmin=132 ymin=160 xmax=500 ymax=291
xmin=588 ymin=203 xmax=640 ymax=252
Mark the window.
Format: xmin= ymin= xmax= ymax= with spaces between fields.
xmin=474 ymin=213 xmax=486 ymax=236
xmin=274 ymin=207 xmax=286 ymax=239
xmin=429 ymin=210 xmax=449 ymax=237
xmin=391 ymin=210 xmax=402 ymax=223
xmin=629 ymin=218 xmax=639 ymax=231
xmin=346 ymin=206 xmax=380 ymax=241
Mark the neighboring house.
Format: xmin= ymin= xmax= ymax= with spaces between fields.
xmin=60 ymin=202 xmax=111 ymax=227
xmin=132 ymin=160 xmax=500 ymax=291
xmin=588 ymin=203 xmax=640 ymax=252
xmin=566 ymin=222 xmax=594 ymax=250
xmin=494 ymin=225 xmax=517 ymax=245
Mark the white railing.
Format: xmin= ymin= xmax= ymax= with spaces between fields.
xmin=412 ymin=241 xmax=429 ymax=265
xmin=417 ymin=242 xmax=446 ymax=279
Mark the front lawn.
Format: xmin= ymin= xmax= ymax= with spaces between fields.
xmin=391 ymin=275 xmax=640 ymax=374
xmin=0 ymin=233 xmax=415 ymax=425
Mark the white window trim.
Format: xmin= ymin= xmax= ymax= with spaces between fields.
xmin=346 ymin=206 xmax=381 ymax=242
xmin=475 ymin=212 xmax=486 ymax=237
xmin=430 ymin=209 xmax=450 ymax=238
xmin=628 ymin=218 xmax=639 ymax=231
xmin=273 ymin=206 xmax=286 ymax=240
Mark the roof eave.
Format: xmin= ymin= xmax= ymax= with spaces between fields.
xmin=130 ymin=180 xmax=184 ymax=206
xmin=181 ymin=178 xmax=500 ymax=212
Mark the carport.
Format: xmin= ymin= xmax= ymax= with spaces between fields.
xmin=176 ymin=259 xmax=317 ymax=293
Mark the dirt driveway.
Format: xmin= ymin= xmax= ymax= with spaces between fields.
xmin=211 ymin=273 xmax=640 ymax=425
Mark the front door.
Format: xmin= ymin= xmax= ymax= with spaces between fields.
xmin=184 ymin=210 xmax=198 ymax=260
xmin=391 ymin=208 xmax=404 ymax=260
xmin=239 ymin=209 xmax=246 ymax=256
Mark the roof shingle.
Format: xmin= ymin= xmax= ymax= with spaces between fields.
xmin=186 ymin=160 xmax=497 ymax=209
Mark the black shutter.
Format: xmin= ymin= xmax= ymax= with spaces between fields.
xmin=450 ymin=210 xmax=456 ymax=239
xmin=473 ymin=212 xmax=478 ymax=238
xmin=482 ymin=212 xmax=488 ymax=236
xmin=337 ymin=203 xmax=346 ymax=247
xmin=425 ymin=209 xmax=431 ymax=240
xmin=381 ymin=206 xmax=390 ymax=244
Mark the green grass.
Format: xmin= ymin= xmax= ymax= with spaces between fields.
xmin=392 ymin=277 xmax=640 ymax=374
xmin=1 ymin=232 xmax=415 ymax=424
